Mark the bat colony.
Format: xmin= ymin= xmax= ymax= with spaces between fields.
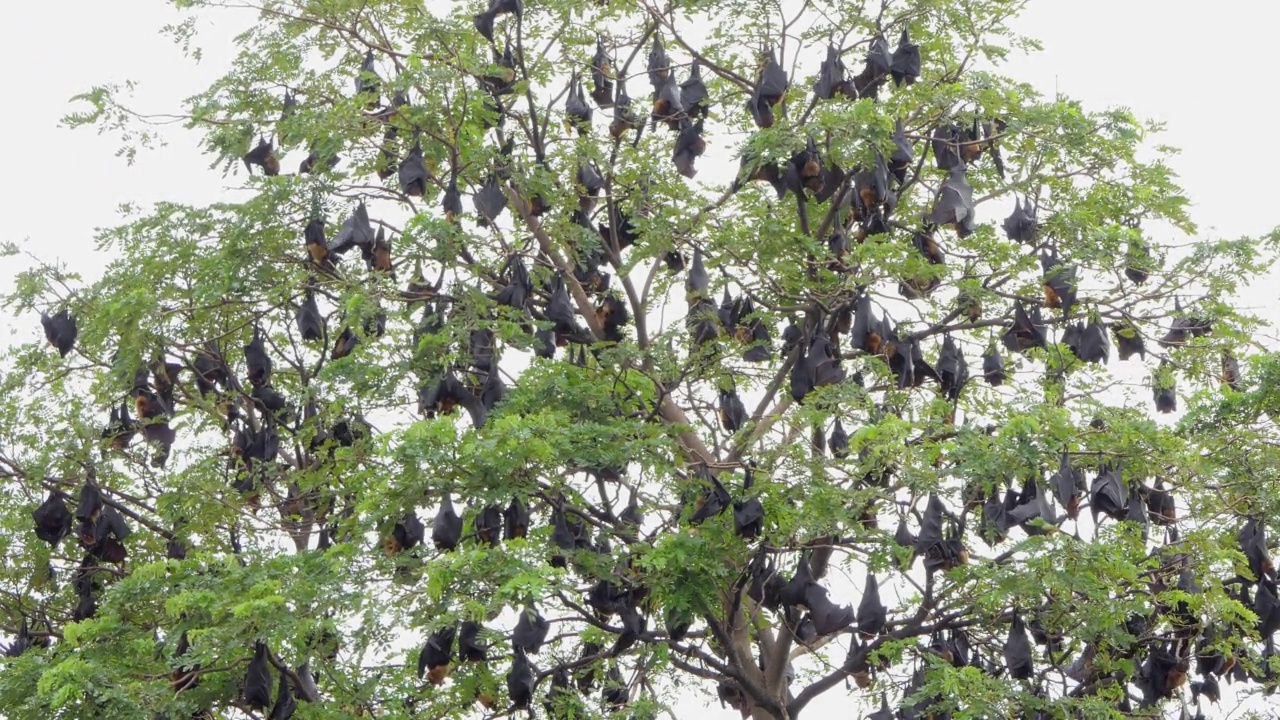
xmin=13 ymin=2 xmax=1264 ymax=719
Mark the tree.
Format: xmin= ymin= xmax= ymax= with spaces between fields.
xmin=3 ymin=0 xmax=1280 ymax=718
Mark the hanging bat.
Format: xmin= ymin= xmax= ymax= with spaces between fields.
xmin=814 ymin=44 xmax=848 ymax=100
xmin=928 ymin=165 xmax=975 ymax=237
xmin=1153 ymin=361 xmax=1177 ymax=413
xmin=269 ymin=667 xmax=296 ymax=720
xmin=506 ymin=647 xmax=534 ymax=709
xmin=242 ymin=136 xmax=280 ymax=176
xmin=672 ymin=117 xmax=706 ymax=178
xmin=1222 ymin=349 xmax=1242 ymax=391
xmin=549 ymin=508 xmax=576 ymax=567
xmin=40 ymin=308 xmax=78 ymax=357
xmin=930 ymin=123 xmax=963 ymax=171
xmin=384 ymin=511 xmax=424 ymax=555
xmin=1090 ymin=464 xmax=1127 ymax=522
xmin=1002 ymin=301 xmax=1047 ymax=352
xmin=829 ymin=418 xmax=849 ymax=458
xmin=1112 ymin=321 xmax=1146 ymax=361
xmin=718 ymin=388 xmax=747 ymax=433
xmin=432 ymin=496 xmax=462 ymax=550
xmin=504 ymin=496 xmax=529 ymax=540
xmin=610 ymin=79 xmax=642 ymax=139
xmin=1003 ymin=197 xmax=1038 ymax=244
xmin=32 ymin=492 xmax=72 ymax=546
xmin=513 ymin=605 xmax=550 ymax=653
xmin=806 ymin=584 xmax=855 ymax=635
xmin=243 ymin=641 xmax=274 ymax=709
xmin=856 ymin=571 xmax=886 ymax=639
xmin=982 ymin=344 xmax=1006 ymax=386
xmin=890 ymin=29 xmax=920 ymax=85
xmin=1004 ymin=613 xmax=1034 ymax=679
xmin=590 ymin=37 xmax=615 ymax=107
xmin=418 ymin=625 xmax=456 ymax=684
xmin=749 ymin=48 xmax=788 ymax=128
xmin=565 ymin=73 xmax=593 ymax=134
xmin=355 ymin=50 xmax=380 ymax=107
xmin=1074 ymin=317 xmax=1110 ymax=364
xmin=689 ymin=467 xmax=732 ymax=523
xmin=459 ymin=620 xmax=488 ymax=662
xmin=889 ymin=118 xmax=914 ymax=184
xmin=1126 ymin=240 xmax=1152 ymax=284
xmin=398 ymin=143 xmax=429 ymax=197
xmin=1040 ymin=251 xmax=1078 ymax=315
xmin=473 ymin=175 xmax=508 ymax=227
xmin=296 ymin=285 xmax=323 ymax=342
xmin=647 ymin=35 xmax=670 ymax=88
xmin=936 ymin=334 xmax=969 ymax=401
xmin=328 ymin=200 xmax=375 ymax=257
xmin=680 ymin=60 xmax=710 ymax=120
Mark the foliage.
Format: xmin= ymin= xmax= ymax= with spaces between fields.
xmin=2 ymin=0 xmax=1280 ymax=719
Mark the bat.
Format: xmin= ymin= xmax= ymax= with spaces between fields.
xmin=296 ymin=284 xmax=323 ymax=341
xmin=889 ymin=118 xmax=914 ymax=184
xmin=805 ymin=583 xmax=855 ymax=635
xmin=1003 ymin=197 xmax=1038 ymax=244
xmin=806 ymin=324 xmax=845 ymax=388
xmin=1050 ymin=452 xmax=1084 ymax=519
xmin=459 ymin=620 xmax=488 ymax=662
xmin=1126 ymin=240 xmax=1151 ymax=284
xmin=302 ymin=216 xmax=333 ymax=272
xmin=930 ymin=123 xmax=963 ymax=171
xmin=672 ymin=117 xmax=706 ymax=178
xmin=1125 ymin=482 xmax=1150 ymax=540
xmin=1145 ymin=478 xmax=1175 ymax=526
xmin=928 ymin=165 xmax=975 ymax=237
xmin=680 ymin=60 xmax=710 ymax=120
xmin=1222 ymin=349 xmax=1242 ymax=391
xmin=1040 ymin=251 xmax=1078 ymax=315
xmin=243 ymin=641 xmax=274 ymax=709
xmin=867 ymin=694 xmax=894 ymax=720
xmin=1004 ymin=613 xmax=1034 ymax=679
xmin=1153 ymin=361 xmax=1177 ymax=413
xmin=432 ymin=496 xmax=462 ymax=550
xmin=857 ymin=571 xmax=886 ymax=639
xmin=494 ymin=255 xmax=532 ymax=309
xmin=503 ymin=496 xmax=529 ymax=540
xmin=685 ymin=246 xmax=710 ymax=303
xmin=610 ymin=79 xmax=642 ymax=139
xmin=785 ymin=136 xmax=824 ymax=198
xmin=814 ymin=44 xmax=849 ymax=100
xmin=749 ymin=49 xmax=788 ymax=129
xmin=40 ymin=308 xmax=78 ymax=357
xmin=779 ymin=553 xmax=816 ymax=609
xmin=513 ymin=605 xmax=550 ymax=653
xmin=384 ymin=511 xmax=424 ymax=555
xmin=577 ymin=162 xmax=605 ymax=212
xmin=734 ymin=492 xmax=764 ymax=539
xmin=1090 ymin=464 xmax=1127 ymax=522
xmin=32 ymin=491 xmax=72 ymax=546
xmin=101 ymin=399 xmax=137 ymax=452
xmin=419 ymin=625 xmax=456 ymax=684
xmin=1238 ymin=517 xmax=1273 ymax=582
xmin=269 ymin=667 xmax=296 ymax=720
xmin=718 ymin=388 xmax=747 ymax=433
xmin=647 ymin=35 xmax=670 ymax=89
xmin=328 ymin=200 xmax=375 ymax=257
xmin=565 ymin=73 xmax=593 ymax=134
xmin=1112 ymin=321 xmax=1146 ymax=361
xmin=546 ymin=275 xmax=586 ymax=345
xmin=365 ymin=227 xmax=393 ymax=275
xmin=1075 ymin=317 xmax=1110 ymax=364
xmin=398 ymin=143 xmax=428 ymax=197
xmin=590 ymin=37 xmax=615 ymax=107
xmin=242 ymin=136 xmax=280 ymax=176
xmin=441 ymin=174 xmax=464 ymax=222
xmin=1002 ymin=301 xmax=1047 ymax=353
xmin=829 ymin=418 xmax=849 ymax=458
xmin=595 ymin=294 xmax=629 ymax=343
xmin=355 ymin=50 xmax=380 ymax=107
xmin=330 ymin=326 xmax=360 ymax=360
xmin=299 ymin=143 xmax=342 ymax=175
xmin=549 ymin=508 xmax=576 ymax=567
xmin=602 ymin=665 xmax=629 ymax=710
xmin=468 ymin=504 xmax=501 ymax=548
xmin=689 ymin=467 xmax=732 ymax=523
xmin=507 ymin=647 xmax=534 ymax=709
xmin=890 ymin=28 xmax=920 ymax=85
xmin=473 ymin=175 xmax=508 ymax=227
xmin=936 ymin=334 xmax=969 ymax=401
xmin=652 ymin=73 xmax=684 ymax=128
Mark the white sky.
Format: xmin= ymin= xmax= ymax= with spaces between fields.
xmin=3 ymin=1 xmax=1279 ymax=719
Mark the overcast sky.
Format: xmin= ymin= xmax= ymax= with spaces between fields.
xmin=3 ymin=1 xmax=1278 ymax=718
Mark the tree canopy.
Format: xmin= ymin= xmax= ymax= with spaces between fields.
xmin=4 ymin=0 xmax=1280 ymax=719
